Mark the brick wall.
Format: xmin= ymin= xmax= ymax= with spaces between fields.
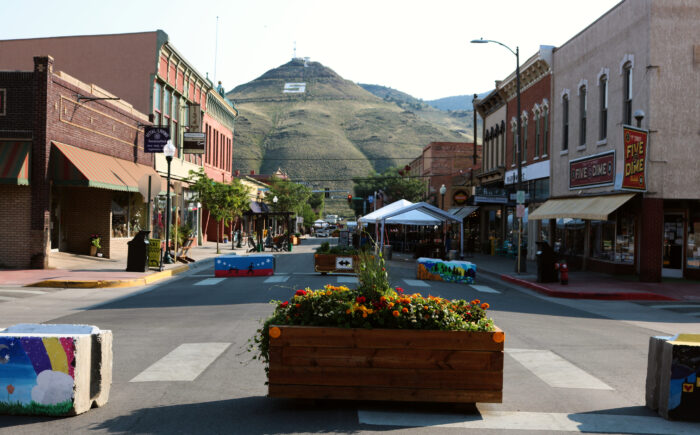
xmin=61 ymin=187 xmax=112 ymax=257
xmin=0 ymin=185 xmax=32 ymax=268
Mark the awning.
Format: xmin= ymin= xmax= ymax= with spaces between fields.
xmin=0 ymin=141 xmax=30 ymax=185
xmin=447 ymin=205 xmax=479 ymax=220
xmin=529 ymin=193 xmax=635 ymax=221
xmin=50 ymin=141 xmax=159 ymax=192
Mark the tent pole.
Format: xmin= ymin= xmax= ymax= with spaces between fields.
xmin=380 ymin=219 xmax=385 ymax=250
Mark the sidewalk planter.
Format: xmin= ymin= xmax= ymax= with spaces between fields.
xmin=267 ymin=325 xmax=504 ymax=403
xmin=417 ymin=257 xmax=477 ymax=284
xmin=215 ymin=254 xmax=275 ymax=277
xmin=645 ymin=334 xmax=700 ymax=421
xmin=314 ymin=254 xmax=360 ymax=274
xmin=0 ymin=324 xmax=112 ymax=417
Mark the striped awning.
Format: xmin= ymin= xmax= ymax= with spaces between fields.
xmin=529 ymin=193 xmax=635 ymax=221
xmin=51 ymin=141 xmax=159 ymax=192
xmin=0 ymin=141 xmax=30 ymax=185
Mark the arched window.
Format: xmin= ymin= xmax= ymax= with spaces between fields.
xmin=562 ymin=93 xmax=570 ymax=151
xmin=579 ymin=84 xmax=587 ymax=147
xmin=599 ymin=74 xmax=608 ymax=140
xmin=622 ymin=62 xmax=633 ymax=125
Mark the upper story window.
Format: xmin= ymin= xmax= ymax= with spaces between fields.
xmin=521 ymin=111 xmax=528 ymax=163
xmin=579 ymin=84 xmax=587 ymax=147
xmin=163 ymin=89 xmax=171 ymax=117
xmin=562 ymin=93 xmax=570 ymax=151
xmin=533 ymin=105 xmax=541 ymax=158
xmin=542 ymin=105 xmax=549 ymax=156
xmin=599 ymin=75 xmax=608 ymax=141
xmin=623 ymin=62 xmax=633 ymax=125
xmin=511 ymin=118 xmax=518 ymax=165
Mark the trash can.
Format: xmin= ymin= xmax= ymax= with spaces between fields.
xmin=126 ymin=230 xmax=150 ymax=272
xmin=382 ymin=244 xmax=392 ymax=260
xmin=535 ymin=241 xmax=557 ymax=283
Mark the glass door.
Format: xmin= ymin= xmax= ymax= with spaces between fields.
xmin=662 ymin=214 xmax=684 ymax=278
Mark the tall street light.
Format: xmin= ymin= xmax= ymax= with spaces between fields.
xmin=162 ymin=140 xmax=176 ymax=266
xmin=471 ymin=37 xmax=525 ymax=274
xmin=439 ymin=184 xmax=447 ymax=210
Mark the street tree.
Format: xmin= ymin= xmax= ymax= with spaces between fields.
xmin=266 ymin=177 xmax=312 ymax=215
xmin=351 ymin=166 xmax=426 ymax=215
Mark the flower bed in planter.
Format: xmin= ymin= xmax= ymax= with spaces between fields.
xmin=267 ymin=325 xmax=504 ymax=403
xmin=313 ymin=243 xmax=360 ymax=274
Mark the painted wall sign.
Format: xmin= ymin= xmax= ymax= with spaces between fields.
xmin=183 ymin=132 xmax=205 ymax=154
xmin=621 ymin=126 xmax=648 ymax=191
xmin=452 ymin=190 xmax=469 ymax=205
xmin=144 ymin=126 xmax=170 ymax=153
xmin=569 ymin=150 xmax=615 ymax=189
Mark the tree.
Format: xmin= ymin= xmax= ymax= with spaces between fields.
xmin=299 ymin=203 xmax=318 ymax=231
xmin=265 ymin=177 xmax=312 ymax=215
xmin=351 ymin=167 xmax=426 ymax=215
xmin=308 ymin=192 xmax=324 ymax=212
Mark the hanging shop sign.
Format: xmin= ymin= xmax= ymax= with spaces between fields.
xmin=452 ymin=190 xmax=469 ymax=205
xmin=188 ymin=104 xmax=202 ymax=133
xmin=144 ymin=126 xmax=170 ymax=153
xmin=621 ymin=126 xmax=648 ymax=191
xmin=569 ymin=150 xmax=615 ymax=189
xmin=183 ymin=132 xmax=206 ymax=154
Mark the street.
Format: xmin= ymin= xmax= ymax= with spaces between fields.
xmin=1 ymin=239 xmax=699 ymax=434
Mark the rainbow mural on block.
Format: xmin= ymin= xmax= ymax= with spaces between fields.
xmin=416 ymin=257 xmax=476 ymax=284
xmin=1 ymin=336 xmax=76 ymax=411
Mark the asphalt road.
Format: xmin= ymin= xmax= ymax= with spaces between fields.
xmin=2 ymin=238 xmax=699 ymax=434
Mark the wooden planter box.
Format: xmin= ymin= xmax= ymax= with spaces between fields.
xmin=314 ymin=254 xmax=360 ymax=274
xmin=268 ymin=325 xmax=504 ymax=403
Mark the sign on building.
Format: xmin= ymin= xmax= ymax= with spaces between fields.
xmin=452 ymin=190 xmax=469 ymax=205
xmin=283 ymin=83 xmax=306 ymax=93
xmin=621 ymin=126 xmax=648 ymax=191
xmin=144 ymin=126 xmax=170 ymax=153
xmin=188 ymin=104 xmax=202 ymax=132
xmin=183 ymin=132 xmax=206 ymax=154
xmin=569 ymin=150 xmax=615 ymax=189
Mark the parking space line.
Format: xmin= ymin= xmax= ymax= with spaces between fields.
xmin=130 ymin=343 xmax=231 ymax=382
xmin=506 ymin=349 xmax=613 ymax=390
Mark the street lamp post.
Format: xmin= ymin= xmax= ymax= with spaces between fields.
xmin=471 ymin=37 xmax=525 ymax=273
xmin=162 ymin=140 xmax=176 ymax=268
xmin=439 ymin=184 xmax=447 ymax=210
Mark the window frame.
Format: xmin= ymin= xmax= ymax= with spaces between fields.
xmin=562 ymin=93 xmax=570 ymax=151
xmin=599 ymin=75 xmax=608 ymax=141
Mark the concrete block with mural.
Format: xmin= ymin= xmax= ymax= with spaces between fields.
xmin=215 ymin=254 xmax=275 ymax=277
xmin=0 ymin=324 xmax=112 ymax=416
xmin=646 ymin=334 xmax=700 ymax=420
xmin=416 ymin=257 xmax=476 ymax=284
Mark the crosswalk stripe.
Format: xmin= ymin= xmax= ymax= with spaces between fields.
xmin=0 ymin=296 xmax=17 ymax=301
xmin=647 ymin=304 xmax=700 ymax=309
xmin=358 ymin=409 xmax=698 ymax=433
xmin=194 ymin=278 xmax=226 ymax=286
xmin=403 ymin=279 xmax=430 ymax=287
xmin=470 ymin=285 xmax=500 ymax=294
xmin=264 ymin=276 xmax=289 ymax=283
xmin=506 ymin=349 xmax=612 ymax=390
xmin=0 ymin=289 xmax=48 ymax=295
xmin=130 ymin=343 xmax=230 ymax=382
xmin=337 ymin=277 xmax=358 ymax=284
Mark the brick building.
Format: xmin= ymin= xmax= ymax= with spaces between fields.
xmin=0 ymin=56 xmax=156 ymax=268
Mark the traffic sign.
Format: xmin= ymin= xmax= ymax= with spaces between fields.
xmin=516 ymin=204 xmax=526 ymax=218
xmin=516 ymin=190 xmax=525 ymax=204
xmin=510 ymin=192 xmax=529 ymax=203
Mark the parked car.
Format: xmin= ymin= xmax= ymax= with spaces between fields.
xmin=315 ymin=228 xmax=330 ymax=237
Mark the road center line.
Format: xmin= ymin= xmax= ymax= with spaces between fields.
xmin=506 ymin=349 xmax=613 ymax=390
xmin=130 ymin=343 xmax=231 ymax=382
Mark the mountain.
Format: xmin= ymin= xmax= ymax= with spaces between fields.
xmin=226 ymin=59 xmax=468 ymax=213
xmin=426 ymin=92 xmax=492 ymax=111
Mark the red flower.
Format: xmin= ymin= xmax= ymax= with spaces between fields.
xmin=395 ymin=287 xmax=404 ymax=294
xmin=356 ymin=296 xmax=366 ymax=304
xmin=6 ymin=384 xmax=14 ymax=395
xmin=295 ymin=289 xmax=307 ymax=296
xmin=280 ymin=301 xmax=289 ymax=308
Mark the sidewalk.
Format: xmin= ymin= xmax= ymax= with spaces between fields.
xmin=390 ymin=251 xmax=700 ymax=302
xmin=0 ymin=241 xmax=251 ymax=288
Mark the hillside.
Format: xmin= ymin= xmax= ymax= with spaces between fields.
xmin=226 ymin=59 xmax=467 ymax=213
xmin=426 ymin=92 xmax=491 ymax=111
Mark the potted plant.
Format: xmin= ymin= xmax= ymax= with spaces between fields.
xmin=313 ymin=242 xmax=361 ymax=274
xmin=250 ymin=253 xmax=504 ymax=404
xmin=89 ymin=234 xmax=101 ymax=257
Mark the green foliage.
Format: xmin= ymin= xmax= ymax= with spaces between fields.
xmin=0 ymin=400 xmax=73 ymax=416
xmin=170 ymin=222 xmax=193 ymax=247
xmin=266 ymin=177 xmax=312 ymax=215
xmin=351 ymin=166 xmax=427 ymax=214
xmin=308 ymin=192 xmax=324 ymax=212
xmin=355 ymin=250 xmax=392 ymax=301
xmin=315 ymin=243 xmax=358 ymax=255
xmin=300 ymin=203 xmax=318 ymax=227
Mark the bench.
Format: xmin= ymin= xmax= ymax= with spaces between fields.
xmin=176 ymin=238 xmax=196 ymax=263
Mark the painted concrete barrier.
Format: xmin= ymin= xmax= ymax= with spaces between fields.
xmin=645 ymin=334 xmax=700 ymax=420
xmin=215 ymin=254 xmax=275 ymax=277
xmin=416 ymin=257 xmax=476 ymax=284
xmin=0 ymin=323 xmax=112 ymax=416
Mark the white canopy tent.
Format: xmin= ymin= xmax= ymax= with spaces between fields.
xmin=359 ymin=200 xmax=463 ymax=257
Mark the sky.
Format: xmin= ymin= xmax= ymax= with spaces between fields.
xmin=1 ymin=0 xmax=621 ymax=101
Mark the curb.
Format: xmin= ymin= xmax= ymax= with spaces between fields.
xmin=500 ymin=274 xmax=678 ymax=301
xmin=25 ymin=264 xmax=190 ymax=289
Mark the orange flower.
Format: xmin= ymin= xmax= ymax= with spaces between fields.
xmin=388 ymin=302 xmax=395 ymax=308
xmin=481 ymin=303 xmax=490 ymax=310
xmin=423 ymin=306 xmax=429 ymax=311
xmin=424 ymin=314 xmax=430 ymax=320
xmin=295 ymin=303 xmax=301 ymax=308
xmin=392 ymin=310 xmax=400 ymax=317
xmin=380 ymin=296 xmax=387 ymax=303
xmin=402 ymin=307 xmax=409 ymax=313
xmin=471 ymin=299 xmax=480 ymax=305
xmin=362 ymin=312 xmax=368 ymax=318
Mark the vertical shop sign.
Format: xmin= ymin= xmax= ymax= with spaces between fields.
xmin=621 ymin=126 xmax=648 ymax=191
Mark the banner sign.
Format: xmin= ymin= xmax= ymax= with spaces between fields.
xmin=183 ymin=132 xmax=206 ymax=154
xmin=621 ymin=126 xmax=648 ymax=191
xmin=452 ymin=190 xmax=469 ymax=205
xmin=569 ymin=150 xmax=615 ymax=189
xmin=148 ymin=238 xmax=162 ymax=268
xmin=144 ymin=126 xmax=170 ymax=153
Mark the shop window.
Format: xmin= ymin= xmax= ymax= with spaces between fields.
xmin=589 ymin=213 xmax=635 ymax=264
xmin=111 ymin=192 xmax=147 ymax=238
xmin=687 ymin=215 xmax=700 ymax=269
xmin=554 ymin=218 xmax=585 ymax=255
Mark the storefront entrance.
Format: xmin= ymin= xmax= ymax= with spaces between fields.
xmin=662 ymin=213 xmax=684 ymax=278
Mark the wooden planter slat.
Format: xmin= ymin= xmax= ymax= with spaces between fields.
xmin=271 ymin=326 xmax=503 ymax=351
xmin=269 ymin=385 xmax=502 ymax=403
xmin=279 ymin=346 xmax=503 ymax=371
xmin=268 ymin=325 xmax=504 ymax=403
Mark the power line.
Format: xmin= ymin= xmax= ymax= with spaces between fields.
xmin=234 ymin=155 xmax=479 ymax=161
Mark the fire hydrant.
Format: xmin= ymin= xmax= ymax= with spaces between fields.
xmin=559 ymin=262 xmax=569 ymax=285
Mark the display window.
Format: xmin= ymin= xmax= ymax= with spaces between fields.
xmin=589 ymin=212 xmax=635 ymax=264
xmin=686 ymin=214 xmax=700 ymax=269
xmin=553 ymin=218 xmax=585 ymax=255
xmin=111 ymin=192 xmax=147 ymax=238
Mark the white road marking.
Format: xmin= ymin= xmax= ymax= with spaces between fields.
xmin=0 ymin=289 xmax=48 ymax=295
xmin=264 ymin=276 xmax=289 ymax=283
xmin=403 ymin=279 xmax=430 ymax=287
xmin=130 ymin=343 xmax=230 ymax=382
xmin=337 ymin=277 xmax=358 ymax=284
xmin=647 ymin=304 xmax=700 ymax=309
xmin=358 ymin=409 xmax=699 ymax=434
xmin=470 ymin=285 xmax=501 ymax=294
xmin=506 ymin=349 xmax=613 ymax=390
xmin=194 ymin=278 xmax=226 ymax=286
xmin=0 ymin=296 xmax=19 ymax=301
